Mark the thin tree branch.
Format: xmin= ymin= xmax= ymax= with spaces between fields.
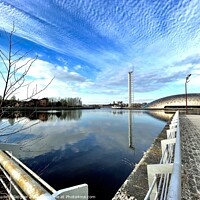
xmin=11 ymin=49 xmax=34 ymax=67
xmin=0 ymin=71 xmax=6 ymax=82
xmin=0 ymin=49 xmax=9 ymax=60
xmin=11 ymin=47 xmax=23 ymax=58
xmin=0 ymin=53 xmax=8 ymax=70
xmin=0 ymin=23 xmax=54 ymax=138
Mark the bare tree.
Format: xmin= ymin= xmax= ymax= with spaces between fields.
xmin=0 ymin=24 xmax=53 ymax=136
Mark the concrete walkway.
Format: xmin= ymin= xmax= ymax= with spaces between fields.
xmin=180 ymin=115 xmax=200 ymax=200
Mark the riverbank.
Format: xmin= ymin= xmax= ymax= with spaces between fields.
xmin=112 ymin=115 xmax=172 ymax=200
xmin=2 ymin=106 xmax=99 ymax=111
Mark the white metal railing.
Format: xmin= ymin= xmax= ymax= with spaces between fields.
xmin=144 ymin=111 xmax=181 ymax=200
xmin=0 ymin=149 xmax=88 ymax=200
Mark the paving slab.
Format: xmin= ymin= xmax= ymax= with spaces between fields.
xmin=180 ymin=115 xmax=200 ymax=200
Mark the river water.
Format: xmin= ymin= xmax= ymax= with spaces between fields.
xmin=1 ymin=109 xmax=173 ymax=199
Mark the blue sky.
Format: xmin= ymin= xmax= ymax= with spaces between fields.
xmin=0 ymin=0 xmax=200 ymax=104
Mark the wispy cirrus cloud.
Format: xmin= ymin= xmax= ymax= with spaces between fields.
xmin=135 ymin=54 xmax=200 ymax=94
xmin=1 ymin=0 xmax=200 ymax=103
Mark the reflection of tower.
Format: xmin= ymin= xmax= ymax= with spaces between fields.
xmin=128 ymin=71 xmax=134 ymax=107
xmin=128 ymin=110 xmax=135 ymax=149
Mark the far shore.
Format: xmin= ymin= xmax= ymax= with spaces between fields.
xmin=2 ymin=106 xmax=99 ymax=111
xmin=2 ymin=106 xmax=200 ymax=112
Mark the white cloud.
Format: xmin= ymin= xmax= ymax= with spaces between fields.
xmin=74 ymin=65 xmax=82 ymax=70
xmin=1 ymin=0 xmax=200 ymax=103
xmin=0 ymin=58 xmax=89 ymax=100
xmin=16 ymin=59 xmax=86 ymax=83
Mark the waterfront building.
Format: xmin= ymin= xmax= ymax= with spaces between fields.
xmin=146 ymin=93 xmax=200 ymax=109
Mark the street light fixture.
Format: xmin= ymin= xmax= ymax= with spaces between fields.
xmin=185 ymin=74 xmax=191 ymax=114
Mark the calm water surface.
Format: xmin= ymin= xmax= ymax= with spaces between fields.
xmin=1 ymin=109 xmax=173 ymax=199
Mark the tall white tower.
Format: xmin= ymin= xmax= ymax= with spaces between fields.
xmin=128 ymin=71 xmax=134 ymax=107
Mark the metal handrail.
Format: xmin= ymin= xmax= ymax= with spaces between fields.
xmin=144 ymin=111 xmax=181 ymax=200
xmin=0 ymin=165 xmax=27 ymax=200
xmin=6 ymin=151 xmax=56 ymax=194
xmin=0 ymin=150 xmax=55 ymax=200
xmin=144 ymin=146 xmax=169 ymax=200
xmin=167 ymin=115 xmax=181 ymax=200
xmin=157 ymin=144 xmax=174 ymax=200
xmin=144 ymin=143 xmax=173 ymax=200
xmin=0 ymin=149 xmax=89 ymax=200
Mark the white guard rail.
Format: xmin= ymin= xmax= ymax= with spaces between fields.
xmin=144 ymin=111 xmax=181 ymax=200
xmin=0 ymin=149 xmax=88 ymax=200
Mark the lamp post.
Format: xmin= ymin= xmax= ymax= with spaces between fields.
xmin=185 ymin=74 xmax=191 ymax=114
